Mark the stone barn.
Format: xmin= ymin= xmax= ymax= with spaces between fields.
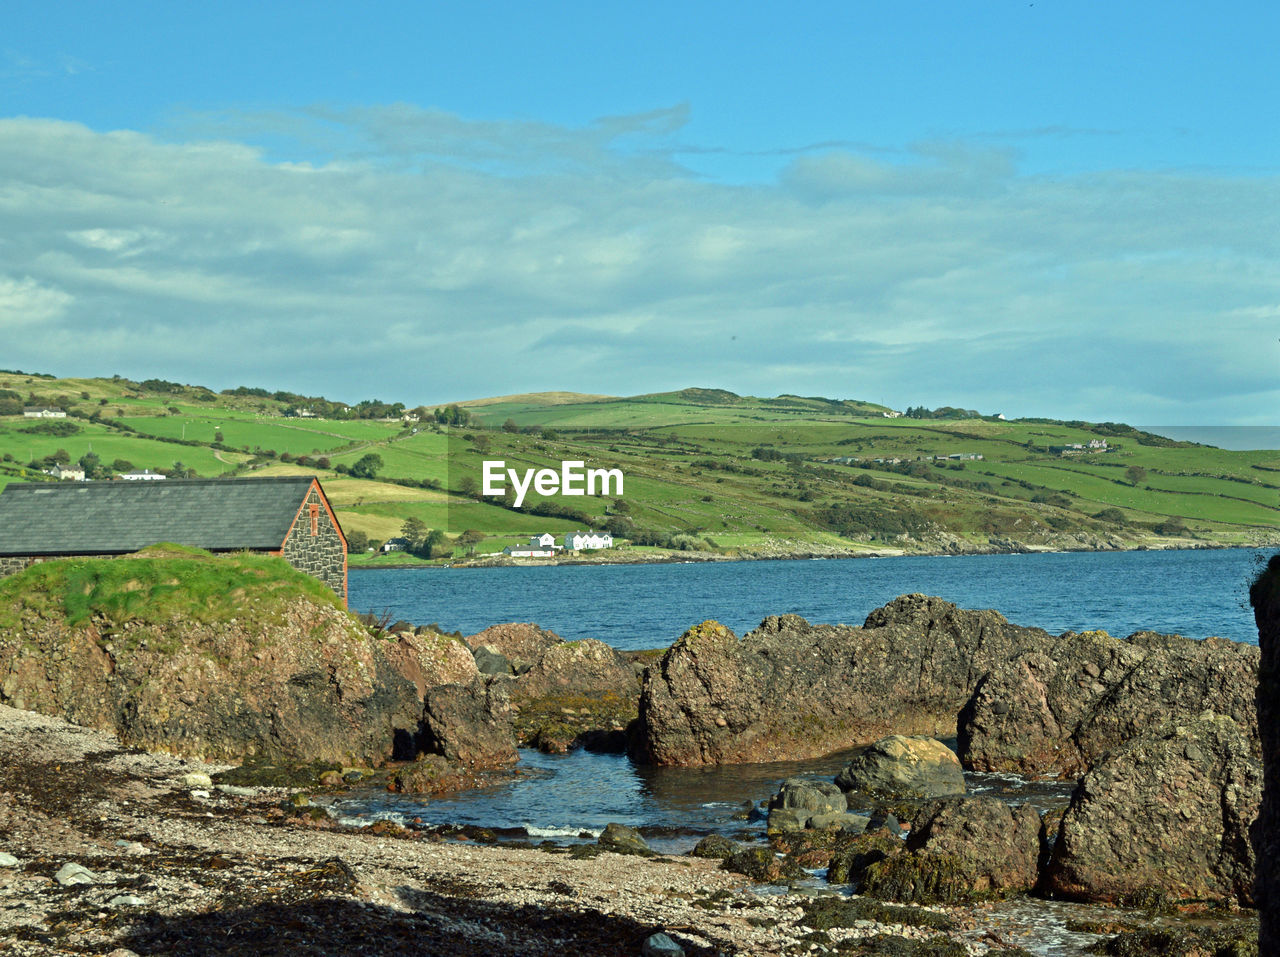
xmin=0 ymin=476 xmax=348 ymax=605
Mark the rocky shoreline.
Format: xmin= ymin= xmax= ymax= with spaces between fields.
xmin=0 ymin=705 xmax=1262 ymax=956
xmin=357 ymin=535 xmax=1280 ymax=571
xmin=0 ymin=548 xmax=1269 ymax=955
xmin=0 ymin=704 xmax=1078 ymax=956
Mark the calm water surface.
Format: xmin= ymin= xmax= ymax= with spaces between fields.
xmin=351 ymin=547 xmax=1271 ymax=648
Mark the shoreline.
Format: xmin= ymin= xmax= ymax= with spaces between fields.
xmin=0 ymin=703 xmax=1130 ymax=956
xmin=350 ymin=537 xmax=1280 ymax=572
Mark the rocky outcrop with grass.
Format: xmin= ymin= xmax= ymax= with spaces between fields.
xmin=634 ymin=597 xmax=1053 ymax=766
xmin=1253 ymin=554 xmax=1280 ymax=953
xmin=1043 ymin=713 xmax=1259 ymax=906
xmin=0 ymin=548 xmax=485 ymax=768
xmin=959 ymin=627 xmax=1258 ymax=777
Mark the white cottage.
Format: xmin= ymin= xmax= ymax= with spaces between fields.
xmin=563 ymin=530 xmax=613 ymax=551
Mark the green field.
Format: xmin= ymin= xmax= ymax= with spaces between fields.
xmin=2 ymin=372 xmax=1278 ymax=560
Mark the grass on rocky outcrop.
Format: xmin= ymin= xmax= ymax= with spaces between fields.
xmin=0 ymin=545 xmax=344 ymax=630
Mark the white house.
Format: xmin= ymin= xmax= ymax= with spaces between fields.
xmin=23 ymin=407 xmax=66 ymax=418
xmin=118 ymin=469 xmax=166 ymax=481
xmin=382 ymin=537 xmax=411 ymax=552
xmin=563 ymin=530 xmax=613 ymax=551
xmin=49 ymin=463 xmax=85 ymax=481
xmin=504 ymin=544 xmax=557 ymax=558
xmin=531 ymin=532 xmax=558 ymax=548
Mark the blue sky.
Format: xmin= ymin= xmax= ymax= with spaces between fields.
xmin=2 ymin=1 xmax=1278 ymax=425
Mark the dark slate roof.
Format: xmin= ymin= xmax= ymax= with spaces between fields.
xmin=0 ymin=477 xmax=325 ymax=556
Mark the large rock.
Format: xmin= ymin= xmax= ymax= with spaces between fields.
xmin=835 ymin=736 xmax=965 ymax=799
xmin=635 ymin=597 xmax=1051 ymax=766
xmin=380 ymin=629 xmax=479 ymax=695
xmin=513 ymin=639 xmax=635 ymax=704
xmin=1043 ymin=713 xmax=1259 ymax=906
xmin=464 ymin=622 xmax=562 ymax=672
xmin=0 ymin=591 xmax=434 ymax=767
xmin=421 ymin=677 xmax=517 ymax=769
xmin=860 ymin=797 xmax=1042 ymax=903
xmin=1252 ymin=554 xmax=1280 ymax=953
xmin=959 ymin=628 xmax=1258 ymax=777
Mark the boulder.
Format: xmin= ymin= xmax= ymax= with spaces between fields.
xmin=513 ymin=639 xmax=636 ymax=703
xmin=959 ymin=628 xmax=1258 ymax=777
xmin=688 ymin=834 xmax=741 ymax=860
xmin=720 ymin=846 xmax=805 ymax=883
xmin=835 ymin=736 xmax=965 ymax=799
xmin=421 ymin=677 xmax=518 ymax=769
xmin=766 ymin=777 xmax=847 ymax=832
xmin=826 ymin=828 xmax=905 ymax=885
xmin=806 ymin=812 xmax=870 ymax=832
xmin=1252 ymin=554 xmax=1280 ymax=952
xmin=635 ymin=598 xmax=1052 ymax=766
xmin=860 ymin=797 xmax=1042 ymax=904
xmin=463 ymin=622 xmax=562 ymax=672
xmin=1043 ymin=713 xmax=1259 ymax=906
xmin=472 ymin=645 xmax=513 ymax=676
xmin=597 ymin=822 xmax=653 ymax=857
xmin=771 ymin=777 xmax=847 ymax=814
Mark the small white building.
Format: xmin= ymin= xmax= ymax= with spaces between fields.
xmin=23 ymin=407 xmax=66 ymax=418
xmin=382 ymin=537 xmax=411 ymax=552
xmin=563 ymin=530 xmax=613 ymax=551
xmin=49 ymin=464 xmax=85 ymax=481
xmin=531 ymin=532 xmax=558 ymax=548
xmin=504 ymin=544 xmax=557 ymax=558
xmin=118 ymin=469 xmax=166 ymax=481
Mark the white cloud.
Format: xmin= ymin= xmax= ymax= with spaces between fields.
xmin=0 ymin=110 xmax=1276 ymax=423
xmin=0 ymin=276 xmax=73 ymax=327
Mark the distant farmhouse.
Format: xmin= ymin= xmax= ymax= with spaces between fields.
xmin=382 ymin=537 xmax=411 ymax=553
xmin=22 ymin=407 xmax=65 ymax=418
xmin=118 ymin=469 xmax=166 ymax=481
xmin=0 ymin=476 xmax=349 ymax=605
xmin=502 ymin=530 xmax=614 ymax=557
xmin=1050 ymin=439 xmax=1109 ymax=456
xmin=48 ymin=463 xmax=86 ymax=481
xmin=564 ymin=530 xmax=613 ymax=551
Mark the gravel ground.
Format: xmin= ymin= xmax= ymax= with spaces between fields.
xmin=0 ymin=704 xmax=1034 ymax=956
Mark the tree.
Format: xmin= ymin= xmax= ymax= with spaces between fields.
xmin=1125 ymin=465 xmax=1148 ymax=486
xmin=400 ymin=517 xmax=428 ymax=552
xmin=472 ymin=433 xmax=491 ymax=454
xmin=502 ymin=418 xmax=520 ymax=433
xmin=422 ymin=528 xmax=448 ymax=558
xmin=350 ymin=453 xmax=383 ymax=479
xmin=215 ymin=430 xmax=224 ymax=444
xmin=345 ymin=530 xmax=370 ymax=553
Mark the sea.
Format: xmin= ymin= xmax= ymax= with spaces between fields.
xmin=332 ymin=547 xmax=1272 ymax=955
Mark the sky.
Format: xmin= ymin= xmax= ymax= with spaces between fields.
xmin=1 ymin=1 xmax=1278 ymax=426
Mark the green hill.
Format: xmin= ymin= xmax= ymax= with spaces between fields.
xmin=1 ymin=371 xmax=1277 ymax=562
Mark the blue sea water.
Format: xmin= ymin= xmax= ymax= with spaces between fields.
xmin=350 ymin=546 xmax=1273 ymax=649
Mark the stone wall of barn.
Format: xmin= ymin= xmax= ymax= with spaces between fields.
xmin=280 ymin=486 xmax=348 ymax=605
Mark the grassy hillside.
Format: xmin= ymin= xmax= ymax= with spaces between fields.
xmin=1 ymin=370 xmax=1277 ymax=562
